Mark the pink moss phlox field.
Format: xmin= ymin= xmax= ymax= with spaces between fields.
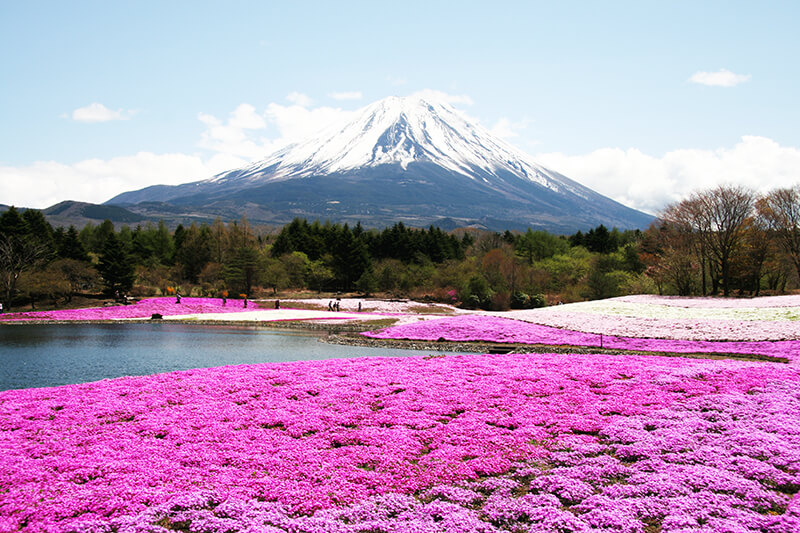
xmin=0 ymin=297 xmax=253 ymax=321
xmin=2 ymin=353 xmax=798 ymax=532
xmin=363 ymin=315 xmax=800 ymax=363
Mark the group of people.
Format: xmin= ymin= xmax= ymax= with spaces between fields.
xmin=326 ymin=300 xmax=362 ymax=312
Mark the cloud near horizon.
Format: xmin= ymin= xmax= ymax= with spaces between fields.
xmin=286 ymin=91 xmax=314 ymax=108
xmin=535 ymin=136 xmax=800 ymax=214
xmin=688 ymin=69 xmax=751 ymax=87
xmin=4 ymin=93 xmax=800 ymax=216
xmin=0 ymin=152 xmax=240 ymax=209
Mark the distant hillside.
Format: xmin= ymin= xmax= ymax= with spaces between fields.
xmin=37 ymin=201 xmax=146 ymax=228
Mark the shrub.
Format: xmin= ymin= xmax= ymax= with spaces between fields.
xmin=529 ymin=293 xmax=547 ymax=308
xmin=510 ymin=291 xmax=530 ymax=309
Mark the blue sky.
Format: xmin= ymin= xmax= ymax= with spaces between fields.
xmin=2 ymin=1 xmax=800 ymax=213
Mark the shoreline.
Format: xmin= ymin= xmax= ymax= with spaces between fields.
xmin=1 ymin=316 xmax=789 ymax=364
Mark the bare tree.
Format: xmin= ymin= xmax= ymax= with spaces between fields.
xmin=660 ymin=198 xmax=711 ymax=294
xmin=661 ymin=185 xmax=754 ymax=296
xmin=756 ymin=186 xmax=800 ymax=283
xmin=0 ymin=235 xmax=50 ymax=309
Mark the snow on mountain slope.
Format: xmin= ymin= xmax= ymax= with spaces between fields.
xmin=204 ymin=95 xmax=586 ymax=197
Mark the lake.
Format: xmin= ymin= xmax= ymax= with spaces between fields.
xmin=0 ymin=323 xmax=439 ymax=391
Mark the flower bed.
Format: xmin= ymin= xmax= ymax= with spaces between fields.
xmin=0 ymin=297 xmax=253 ymax=321
xmin=364 ymin=315 xmax=800 ymax=364
xmin=505 ymin=295 xmax=800 ymax=342
xmin=617 ymin=294 xmax=800 ymax=308
xmin=1 ymin=353 xmax=798 ymax=532
xmin=530 ymin=299 xmax=800 ymax=321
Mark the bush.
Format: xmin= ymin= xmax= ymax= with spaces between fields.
xmin=529 ymin=293 xmax=547 ymax=308
xmin=511 ymin=291 xmax=546 ymax=309
xmin=510 ymin=291 xmax=530 ymax=309
xmin=465 ymin=294 xmax=483 ymax=309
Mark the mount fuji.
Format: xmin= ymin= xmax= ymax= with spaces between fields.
xmin=107 ymin=96 xmax=652 ymax=232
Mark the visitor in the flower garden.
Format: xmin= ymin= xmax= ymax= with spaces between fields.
xmin=176 ymin=292 xmax=181 ymax=304
xmin=275 ymin=300 xmax=280 ymax=309
xmin=244 ymin=297 xmax=247 ymax=308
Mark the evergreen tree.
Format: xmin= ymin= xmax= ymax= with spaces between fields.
xmin=224 ymin=246 xmax=261 ymax=296
xmin=175 ymin=224 xmax=212 ymax=283
xmin=0 ymin=207 xmax=52 ymax=308
xmin=0 ymin=206 xmax=28 ymax=238
xmin=21 ymin=209 xmax=55 ymax=251
xmin=57 ymin=226 xmax=90 ymax=262
xmin=583 ymin=225 xmax=618 ymax=254
xmin=173 ymin=224 xmax=187 ymax=253
xmin=91 ymin=220 xmax=116 ymax=254
xmin=97 ymin=232 xmax=135 ymax=296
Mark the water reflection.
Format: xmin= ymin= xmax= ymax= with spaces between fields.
xmin=0 ymin=323 xmax=438 ymax=391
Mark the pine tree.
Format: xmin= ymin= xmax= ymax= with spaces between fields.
xmin=58 ymin=226 xmax=90 ymax=262
xmin=97 ymin=232 xmax=136 ymax=296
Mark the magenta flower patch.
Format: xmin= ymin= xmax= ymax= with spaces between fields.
xmin=0 ymin=297 xmax=252 ymax=321
xmin=1 ymin=353 xmax=799 ymax=531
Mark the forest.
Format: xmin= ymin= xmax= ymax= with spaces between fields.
xmin=2 ymin=184 xmax=800 ymax=312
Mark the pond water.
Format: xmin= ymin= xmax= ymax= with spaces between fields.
xmin=0 ymin=323 xmax=440 ymax=391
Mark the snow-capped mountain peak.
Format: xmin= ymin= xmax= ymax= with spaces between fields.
xmin=106 ymin=94 xmax=653 ymax=233
xmin=207 ymin=95 xmax=574 ymax=195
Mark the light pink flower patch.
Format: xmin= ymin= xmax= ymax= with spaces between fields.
xmin=617 ymin=294 xmax=800 ymax=308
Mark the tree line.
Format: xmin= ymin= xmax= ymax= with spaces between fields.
xmin=2 ymin=184 xmax=800 ymax=311
xmin=650 ymin=185 xmax=800 ymax=297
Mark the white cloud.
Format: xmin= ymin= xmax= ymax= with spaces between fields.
xmin=688 ymin=69 xmax=751 ymax=87
xmin=286 ymin=91 xmax=313 ymax=107
xmin=0 ymin=153 xmax=239 ymax=209
xmin=534 ymin=136 xmax=800 ymax=215
xmin=264 ymin=102 xmax=354 ymax=143
xmin=197 ymin=103 xmax=277 ymax=159
xmin=72 ymin=102 xmax=135 ymax=122
xmin=329 ymin=91 xmax=363 ymax=101
xmin=490 ymin=117 xmax=532 ymax=139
